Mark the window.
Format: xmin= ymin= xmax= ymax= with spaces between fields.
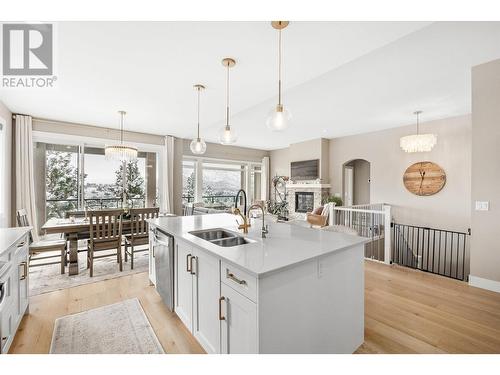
xmin=34 ymin=140 xmax=157 ymax=222
xmin=181 ymin=157 xmax=263 ymax=210
xmin=43 ymin=143 xmax=80 ymax=219
xmin=84 ymin=147 xmax=147 ymax=210
xmin=182 ymin=159 xmax=195 ymax=205
xmin=202 ymin=162 xmax=243 ymax=208
xmin=249 ymin=164 xmax=262 ymax=204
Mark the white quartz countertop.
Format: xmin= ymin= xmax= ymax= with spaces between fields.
xmin=148 ymin=213 xmax=367 ymax=277
xmin=0 ymin=227 xmax=31 ymax=256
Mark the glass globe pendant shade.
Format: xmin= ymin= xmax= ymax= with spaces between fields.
xmin=190 ymin=137 xmax=207 ymax=155
xmin=219 ymin=125 xmax=237 ymax=145
xmin=266 ymin=104 xmax=292 ymax=131
xmin=400 ymin=134 xmax=437 ymax=153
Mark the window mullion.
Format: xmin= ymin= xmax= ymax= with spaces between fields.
xmin=79 ymin=143 xmax=85 ymax=210
xmin=195 ymin=159 xmax=203 ymax=203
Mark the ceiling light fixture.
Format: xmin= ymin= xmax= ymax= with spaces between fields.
xmin=219 ymin=57 xmax=237 ymax=145
xmin=266 ymin=21 xmax=292 ymax=132
xmin=400 ymin=110 xmax=437 ymax=153
xmin=190 ymin=84 xmax=207 ymax=155
xmin=105 ymin=110 xmax=138 ymax=161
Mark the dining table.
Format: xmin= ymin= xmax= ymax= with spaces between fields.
xmin=41 ymin=213 xmax=174 ymax=276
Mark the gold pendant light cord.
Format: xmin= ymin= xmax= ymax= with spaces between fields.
xmin=197 ymin=87 xmax=201 ymax=139
xmin=278 ymin=27 xmax=282 ymax=106
xmin=226 ymin=62 xmax=230 ymax=128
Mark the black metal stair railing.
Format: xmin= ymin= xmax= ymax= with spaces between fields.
xmin=391 ymin=222 xmax=469 ymax=281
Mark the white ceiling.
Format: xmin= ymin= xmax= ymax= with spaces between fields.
xmin=1 ymin=21 xmax=500 ymax=150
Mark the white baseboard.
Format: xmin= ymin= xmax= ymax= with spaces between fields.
xmin=469 ymin=275 xmax=500 ymax=293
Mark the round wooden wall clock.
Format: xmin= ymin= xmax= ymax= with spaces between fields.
xmin=403 ymin=161 xmax=446 ymax=196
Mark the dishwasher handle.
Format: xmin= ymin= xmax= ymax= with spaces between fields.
xmin=154 ymin=238 xmax=170 ymax=247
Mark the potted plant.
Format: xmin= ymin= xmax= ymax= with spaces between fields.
xmin=324 ymin=196 xmax=343 ymax=207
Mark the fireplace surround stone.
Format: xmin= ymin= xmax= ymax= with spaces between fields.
xmin=286 ymin=183 xmax=331 ymax=217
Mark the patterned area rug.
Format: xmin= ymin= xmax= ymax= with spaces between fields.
xmin=50 ymin=298 xmax=164 ymax=354
xmin=29 ymin=246 xmax=149 ymax=296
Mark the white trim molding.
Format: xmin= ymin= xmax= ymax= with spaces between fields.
xmin=469 ymin=275 xmax=500 ymax=293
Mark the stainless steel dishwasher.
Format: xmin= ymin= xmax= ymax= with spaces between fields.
xmin=152 ymin=228 xmax=175 ymax=311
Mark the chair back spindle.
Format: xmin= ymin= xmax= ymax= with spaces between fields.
xmin=89 ymin=209 xmax=123 ymax=243
xmin=130 ymin=207 xmax=159 ymax=241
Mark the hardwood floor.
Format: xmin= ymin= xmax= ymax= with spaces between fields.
xmin=358 ymin=260 xmax=500 ymax=353
xmin=9 ymin=272 xmax=204 ymax=354
xmin=9 ymin=261 xmax=500 ymax=354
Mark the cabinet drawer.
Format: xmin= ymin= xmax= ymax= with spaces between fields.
xmin=14 ymin=241 xmax=29 ymax=258
xmin=220 ymin=262 xmax=257 ymax=303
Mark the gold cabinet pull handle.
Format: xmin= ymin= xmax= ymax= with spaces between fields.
xmin=17 ymin=241 xmax=26 ymax=247
xmin=190 ymin=256 xmax=196 ymax=275
xmin=219 ymin=296 xmax=226 ymax=321
xmin=226 ymin=269 xmax=247 ymax=285
xmin=186 ymin=254 xmax=192 ymax=273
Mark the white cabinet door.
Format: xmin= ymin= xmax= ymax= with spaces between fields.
xmin=192 ymin=248 xmax=220 ymax=354
xmin=220 ymin=283 xmax=258 ymax=354
xmin=148 ymin=229 xmax=156 ymax=285
xmin=174 ymin=239 xmax=193 ymax=330
xmin=0 ymin=305 xmax=15 ymax=354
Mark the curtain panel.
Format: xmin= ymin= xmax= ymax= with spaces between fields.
xmin=161 ymin=135 xmax=175 ymax=214
xmin=15 ymin=115 xmax=38 ymax=240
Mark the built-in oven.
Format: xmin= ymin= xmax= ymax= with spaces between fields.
xmin=151 ymin=229 xmax=175 ymax=311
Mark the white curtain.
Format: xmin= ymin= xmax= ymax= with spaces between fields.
xmin=261 ymin=156 xmax=269 ymax=202
xmin=161 ymin=135 xmax=175 ymax=214
xmin=15 ymin=115 xmax=38 ymax=240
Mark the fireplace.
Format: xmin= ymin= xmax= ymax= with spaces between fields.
xmin=295 ymin=192 xmax=314 ymax=213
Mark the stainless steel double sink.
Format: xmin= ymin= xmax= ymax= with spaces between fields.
xmin=188 ymin=228 xmax=253 ymax=247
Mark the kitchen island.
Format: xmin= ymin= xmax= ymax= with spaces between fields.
xmin=148 ymin=213 xmax=367 ymax=354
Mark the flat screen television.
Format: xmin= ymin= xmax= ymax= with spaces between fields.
xmin=291 ymin=159 xmax=319 ymax=181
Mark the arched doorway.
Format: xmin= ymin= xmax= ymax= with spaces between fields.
xmin=342 ymin=159 xmax=370 ymax=206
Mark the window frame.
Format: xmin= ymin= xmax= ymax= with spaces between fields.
xmin=33 ymin=131 xmax=162 ymax=218
xmin=182 ymin=156 xmax=264 ymax=207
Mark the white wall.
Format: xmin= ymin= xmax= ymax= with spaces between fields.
xmin=329 ymin=115 xmax=471 ymax=232
xmin=470 ymin=59 xmax=500 ymax=285
xmin=0 ymin=100 xmax=12 ymax=227
xmin=270 ymin=138 xmax=330 ymax=181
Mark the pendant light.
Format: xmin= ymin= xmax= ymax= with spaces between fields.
xmin=266 ymin=21 xmax=292 ymax=132
xmin=105 ymin=110 xmax=138 ymax=161
xmin=190 ymin=84 xmax=207 ymax=155
xmin=219 ymin=57 xmax=237 ymax=144
xmin=400 ymin=111 xmax=437 ymax=153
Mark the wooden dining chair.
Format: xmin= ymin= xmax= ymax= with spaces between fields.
xmin=17 ymin=209 xmax=67 ymax=274
xmin=124 ymin=207 xmax=159 ymax=269
xmin=87 ymin=209 xmax=123 ymax=277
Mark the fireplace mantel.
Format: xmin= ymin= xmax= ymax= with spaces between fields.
xmin=286 ymin=183 xmax=331 ymax=189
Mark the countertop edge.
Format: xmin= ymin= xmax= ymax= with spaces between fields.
xmin=0 ymin=226 xmax=32 ymax=256
xmin=148 ymin=219 xmax=369 ymax=278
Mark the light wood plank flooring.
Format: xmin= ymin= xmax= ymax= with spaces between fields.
xmin=10 ymin=261 xmax=500 ymax=354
